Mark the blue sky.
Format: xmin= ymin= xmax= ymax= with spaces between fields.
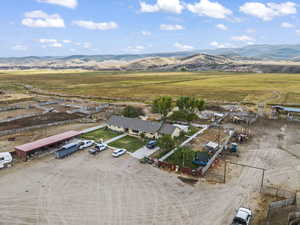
xmin=1 ymin=0 xmax=300 ymax=57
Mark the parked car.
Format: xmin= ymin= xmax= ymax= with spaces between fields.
xmin=79 ymin=140 xmax=95 ymax=150
xmin=146 ymin=140 xmax=157 ymax=149
xmin=89 ymin=143 xmax=108 ymax=155
xmin=95 ymin=143 xmax=107 ymax=151
xmin=112 ymin=149 xmax=127 ymax=157
xmin=231 ymin=208 xmax=252 ymax=225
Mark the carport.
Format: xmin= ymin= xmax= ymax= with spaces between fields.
xmin=15 ymin=130 xmax=81 ymax=160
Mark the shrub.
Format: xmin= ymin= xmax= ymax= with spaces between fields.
xmin=122 ymin=106 xmax=145 ymax=118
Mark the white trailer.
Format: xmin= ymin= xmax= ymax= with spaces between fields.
xmin=0 ymin=152 xmax=13 ymax=169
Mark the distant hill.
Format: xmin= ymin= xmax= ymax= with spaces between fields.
xmin=1 ymin=44 xmax=300 ymax=73
xmin=203 ymin=44 xmax=300 ymax=60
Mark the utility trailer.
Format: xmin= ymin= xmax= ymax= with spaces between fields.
xmin=55 ymin=142 xmax=81 ymax=159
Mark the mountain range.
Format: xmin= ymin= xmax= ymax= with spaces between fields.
xmin=1 ymin=44 xmax=300 ymax=73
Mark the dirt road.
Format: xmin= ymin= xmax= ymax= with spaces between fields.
xmin=0 ymin=120 xmax=299 ymax=225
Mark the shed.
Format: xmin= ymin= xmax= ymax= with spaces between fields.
xmin=15 ymin=130 xmax=81 ymax=159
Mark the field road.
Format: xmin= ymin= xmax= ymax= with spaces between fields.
xmin=0 ymin=120 xmax=299 ymax=225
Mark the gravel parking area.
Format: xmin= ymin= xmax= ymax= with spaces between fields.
xmin=0 ymin=120 xmax=299 ymax=225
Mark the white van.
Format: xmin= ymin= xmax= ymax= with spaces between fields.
xmin=0 ymin=152 xmax=13 ymax=169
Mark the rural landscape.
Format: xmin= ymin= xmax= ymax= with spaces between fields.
xmin=1 ymin=0 xmax=300 ymax=225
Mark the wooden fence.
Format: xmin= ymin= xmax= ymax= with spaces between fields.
xmin=157 ymin=161 xmax=202 ymax=177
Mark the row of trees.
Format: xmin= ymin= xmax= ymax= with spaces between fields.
xmin=152 ymin=96 xmax=205 ymax=122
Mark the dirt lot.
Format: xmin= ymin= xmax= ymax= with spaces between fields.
xmin=190 ymin=128 xmax=228 ymax=152
xmin=0 ymin=119 xmax=299 ymax=225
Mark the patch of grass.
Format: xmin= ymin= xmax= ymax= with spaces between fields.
xmin=81 ymin=128 xmax=120 ymax=142
xmin=109 ymin=135 xmax=145 ymax=153
xmin=166 ymin=147 xmax=198 ymax=169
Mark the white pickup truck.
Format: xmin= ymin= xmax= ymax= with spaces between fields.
xmin=231 ymin=208 xmax=252 ymax=225
xmin=0 ymin=152 xmax=13 ymax=169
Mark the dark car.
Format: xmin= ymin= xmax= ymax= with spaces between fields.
xmin=146 ymin=140 xmax=157 ymax=149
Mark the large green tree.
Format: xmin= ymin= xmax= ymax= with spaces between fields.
xmin=158 ymin=135 xmax=176 ymax=152
xmin=152 ymin=96 xmax=173 ymax=120
xmin=176 ymin=96 xmax=205 ymax=114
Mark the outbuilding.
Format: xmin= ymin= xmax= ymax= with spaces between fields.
xmin=15 ymin=130 xmax=81 ymax=160
xmin=272 ymin=106 xmax=300 ymax=120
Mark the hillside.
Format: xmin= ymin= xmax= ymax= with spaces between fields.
xmin=1 ymin=44 xmax=300 ymax=73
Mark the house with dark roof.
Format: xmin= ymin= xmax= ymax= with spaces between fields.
xmin=107 ymin=115 xmax=180 ymax=139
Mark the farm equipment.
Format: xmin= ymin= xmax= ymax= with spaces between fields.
xmin=230 ymin=143 xmax=238 ymax=153
xmin=192 ymin=152 xmax=210 ymax=167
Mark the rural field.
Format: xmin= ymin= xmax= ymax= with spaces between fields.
xmin=1 ymin=70 xmax=300 ymax=104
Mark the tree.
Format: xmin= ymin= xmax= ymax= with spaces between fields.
xmin=122 ymin=106 xmax=145 ymax=118
xmin=158 ymin=135 xmax=175 ymax=152
xmin=176 ymin=96 xmax=205 ymax=114
xmin=152 ymin=96 xmax=173 ymax=120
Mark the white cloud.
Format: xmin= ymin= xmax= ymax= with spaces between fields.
xmin=63 ymin=40 xmax=72 ymax=44
xmin=281 ymin=22 xmax=294 ymax=28
xmin=160 ymin=24 xmax=184 ymax=30
xmin=12 ymin=45 xmax=28 ymax=51
xmin=216 ymin=24 xmax=227 ymax=30
xmin=39 ymin=38 xmax=63 ymax=47
xmin=231 ymin=35 xmax=255 ymax=41
xmin=187 ymin=0 xmax=232 ymax=19
xmin=240 ymin=2 xmax=297 ymax=21
xmin=73 ymin=20 xmax=118 ymax=30
xmin=127 ymin=45 xmax=146 ymax=52
xmin=296 ymin=30 xmax=300 ymax=35
xmin=37 ymin=0 xmax=77 ymax=9
xmin=83 ymin=42 xmax=92 ymax=49
xmin=51 ymin=42 xmax=62 ymax=48
xmin=210 ymin=41 xmax=225 ymax=48
xmin=22 ymin=10 xmax=65 ymax=28
xmin=141 ymin=31 xmax=152 ymax=36
xmin=174 ymin=42 xmax=194 ymax=51
xmin=246 ymin=28 xmax=256 ymax=33
xmin=140 ymin=0 xmax=184 ymax=14
xmin=39 ymin=38 xmax=58 ymax=43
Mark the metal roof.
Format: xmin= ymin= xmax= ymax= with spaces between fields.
xmin=273 ymin=106 xmax=300 ymax=113
xmin=15 ymin=130 xmax=81 ymax=152
xmin=107 ymin=116 xmax=177 ymax=135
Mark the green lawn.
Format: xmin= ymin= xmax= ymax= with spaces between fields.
xmin=81 ymin=128 xmax=120 ymax=142
xmin=166 ymin=147 xmax=199 ymax=169
xmin=109 ymin=136 xmax=145 ymax=153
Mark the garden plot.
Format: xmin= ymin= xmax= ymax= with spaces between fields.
xmin=109 ymin=135 xmax=145 ymax=153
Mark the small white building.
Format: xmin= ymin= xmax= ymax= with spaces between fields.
xmin=107 ymin=115 xmax=180 ymax=139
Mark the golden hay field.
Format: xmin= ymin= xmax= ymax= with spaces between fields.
xmin=0 ymin=70 xmax=300 ymax=104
